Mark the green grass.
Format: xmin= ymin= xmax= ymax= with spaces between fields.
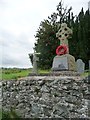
xmin=1 ymin=68 xmax=32 ymax=80
xmin=2 ymin=109 xmax=21 ymax=119
xmin=0 ymin=109 xmax=2 ymax=120
xmin=81 ymin=70 xmax=90 ymax=77
xmin=38 ymin=69 xmax=50 ymax=74
xmin=0 ymin=68 xmax=50 ymax=80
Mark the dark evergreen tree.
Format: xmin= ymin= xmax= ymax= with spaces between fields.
xmin=34 ymin=20 xmax=59 ymax=69
xmin=82 ymin=9 xmax=90 ymax=68
xmin=69 ymin=8 xmax=90 ymax=69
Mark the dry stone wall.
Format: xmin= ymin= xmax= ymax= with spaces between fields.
xmin=2 ymin=76 xmax=90 ymax=118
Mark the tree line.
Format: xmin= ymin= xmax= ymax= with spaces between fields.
xmin=34 ymin=1 xmax=90 ymax=69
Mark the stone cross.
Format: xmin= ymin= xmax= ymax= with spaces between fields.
xmin=28 ymin=52 xmax=40 ymax=74
xmin=56 ymin=23 xmax=72 ymax=53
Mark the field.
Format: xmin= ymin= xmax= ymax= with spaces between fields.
xmin=0 ymin=68 xmax=50 ymax=80
xmin=0 ymin=68 xmax=31 ymax=80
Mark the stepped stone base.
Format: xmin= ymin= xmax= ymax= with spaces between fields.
xmin=29 ymin=71 xmax=80 ymax=77
xmin=52 ymin=54 xmax=76 ymax=71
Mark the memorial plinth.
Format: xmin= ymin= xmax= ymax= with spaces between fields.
xmin=52 ymin=54 xmax=76 ymax=71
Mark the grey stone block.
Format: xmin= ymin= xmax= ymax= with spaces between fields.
xmin=52 ymin=54 xmax=76 ymax=71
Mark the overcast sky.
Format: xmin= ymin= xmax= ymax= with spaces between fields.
xmin=0 ymin=0 xmax=89 ymax=68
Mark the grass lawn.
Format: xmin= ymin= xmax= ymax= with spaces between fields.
xmin=81 ymin=70 xmax=90 ymax=77
xmin=0 ymin=109 xmax=2 ymax=120
xmin=1 ymin=68 xmax=32 ymax=80
xmin=0 ymin=68 xmax=50 ymax=80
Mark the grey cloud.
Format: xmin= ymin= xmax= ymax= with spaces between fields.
xmin=1 ymin=29 xmax=34 ymax=50
xmin=2 ymin=56 xmax=20 ymax=66
xmin=1 ymin=29 xmax=33 ymax=68
xmin=17 ymin=34 xmax=34 ymax=49
xmin=1 ymin=52 xmax=31 ymax=68
xmin=0 ymin=0 xmax=6 ymax=5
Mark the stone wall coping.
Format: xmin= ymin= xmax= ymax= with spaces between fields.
xmin=18 ymin=76 xmax=83 ymax=81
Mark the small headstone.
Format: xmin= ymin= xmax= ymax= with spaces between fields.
xmin=76 ymin=59 xmax=85 ymax=73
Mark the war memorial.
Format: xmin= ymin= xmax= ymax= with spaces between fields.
xmin=2 ymin=23 xmax=90 ymax=119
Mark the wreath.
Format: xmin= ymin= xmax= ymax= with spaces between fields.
xmin=56 ymin=45 xmax=68 ymax=55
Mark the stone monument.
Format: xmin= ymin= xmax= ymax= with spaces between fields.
xmin=28 ymin=51 xmax=40 ymax=74
xmin=52 ymin=23 xmax=76 ymax=71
